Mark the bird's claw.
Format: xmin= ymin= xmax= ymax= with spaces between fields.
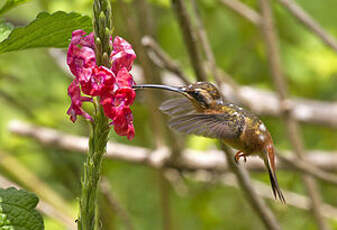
xmin=234 ymin=151 xmax=247 ymax=164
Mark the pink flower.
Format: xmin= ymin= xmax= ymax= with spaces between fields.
xmin=67 ymin=80 xmax=93 ymax=122
xmin=67 ymin=30 xmax=96 ymax=83
xmin=66 ymin=30 xmax=137 ymax=140
xmin=81 ymin=66 xmax=116 ymax=96
xmin=113 ymin=106 xmax=135 ymax=140
xmin=116 ymin=67 xmax=135 ymax=88
xmin=110 ymin=36 xmax=136 ymax=74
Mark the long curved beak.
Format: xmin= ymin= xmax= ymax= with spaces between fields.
xmin=132 ymin=84 xmax=186 ymax=95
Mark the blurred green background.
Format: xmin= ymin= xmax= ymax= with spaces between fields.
xmin=0 ymin=0 xmax=337 ymax=229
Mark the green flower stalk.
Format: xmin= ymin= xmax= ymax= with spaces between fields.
xmin=65 ymin=0 xmax=137 ymax=229
xmin=78 ymin=1 xmax=112 ymax=229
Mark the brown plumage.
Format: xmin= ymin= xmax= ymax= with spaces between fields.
xmin=133 ymin=82 xmax=286 ymax=203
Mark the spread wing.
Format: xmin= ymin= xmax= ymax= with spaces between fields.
xmin=167 ymin=113 xmax=243 ymax=140
xmin=160 ymin=97 xmax=244 ymax=139
xmin=159 ymin=97 xmax=195 ymax=116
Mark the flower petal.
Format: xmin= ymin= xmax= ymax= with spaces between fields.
xmin=67 ymin=30 xmax=96 ymax=82
xmin=110 ymin=36 xmax=136 ymax=74
xmin=67 ymin=80 xmax=92 ymax=122
xmin=114 ymin=88 xmax=136 ymax=107
xmin=116 ymin=67 xmax=135 ymax=87
xmin=112 ymin=106 xmax=135 ymax=140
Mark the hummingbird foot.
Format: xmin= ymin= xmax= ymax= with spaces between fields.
xmin=234 ymin=151 xmax=247 ymax=163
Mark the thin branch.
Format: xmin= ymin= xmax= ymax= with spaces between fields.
xmin=0 ymin=171 xmax=76 ymax=230
xmin=277 ymin=0 xmax=337 ymax=52
xmin=8 ymin=120 xmax=337 ymax=185
xmin=171 ymin=0 xmax=208 ymax=82
xmin=221 ymin=144 xmax=281 ymax=230
xmin=141 ymin=36 xmax=190 ymax=84
xmin=8 ymin=120 xmax=337 ymax=221
xmin=258 ymin=0 xmax=330 ymax=229
xmin=219 ymin=0 xmax=261 ymax=25
xmin=190 ymin=0 xmax=222 ymax=88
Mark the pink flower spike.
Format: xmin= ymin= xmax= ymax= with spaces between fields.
xmin=67 ymin=80 xmax=92 ymax=122
xmin=110 ymin=36 xmax=136 ymax=74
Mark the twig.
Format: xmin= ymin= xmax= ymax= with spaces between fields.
xmin=141 ymin=36 xmax=190 ymax=84
xmin=100 ymin=178 xmax=134 ymax=230
xmin=277 ymin=0 xmax=337 ymax=52
xmin=258 ymin=0 xmax=330 ymax=229
xmin=221 ymin=144 xmax=281 ymax=230
xmin=278 ymin=155 xmax=337 ymax=184
xmin=171 ymin=0 xmax=207 ymax=82
xmin=190 ymin=0 xmax=222 ymax=88
xmin=219 ymin=0 xmax=261 ymax=25
xmin=8 ymin=120 xmax=337 ymax=220
xmin=8 ymin=120 xmax=337 ymax=185
xmin=0 ymin=175 xmax=76 ymax=230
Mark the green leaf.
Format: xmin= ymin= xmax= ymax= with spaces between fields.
xmin=0 ymin=0 xmax=31 ymax=16
xmin=0 ymin=187 xmax=44 ymax=230
xmin=0 ymin=11 xmax=92 ymax=54
xmin=0 ymin=21 xmax=14 ymax=42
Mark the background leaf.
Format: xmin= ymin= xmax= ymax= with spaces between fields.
xmin=0 ymin=21 xmax=14 ymax=42
xmin=0 ymin=0 xmax=31 ymax=16
xmin=0 ymin=11 xmax=92 ymax=54
xmin=0 ymin=187 xmax=44 ymax=230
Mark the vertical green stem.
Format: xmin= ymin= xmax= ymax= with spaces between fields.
xmin=78 ymin=0 xmax=112 ymax=229
xmin=79 ymin=106 xmax=110 ymax=230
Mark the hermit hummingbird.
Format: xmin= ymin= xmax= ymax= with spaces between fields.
xmin=133 ymin=82 xmax=286 ymax=203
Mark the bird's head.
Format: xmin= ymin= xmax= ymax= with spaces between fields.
xmin=133 ymin=82 xmax=223 ymax=110
xmin=180 ymin=82 xmax=223 ymax=109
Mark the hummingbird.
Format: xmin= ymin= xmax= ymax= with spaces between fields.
xmin=133 ymin=82 xmax=286 ymax=203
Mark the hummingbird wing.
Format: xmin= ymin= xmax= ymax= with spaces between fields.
xmin=159 ymin=98 xmax=195 ymax=116
xmin=167 ymin=113 xmax=243 ymax=140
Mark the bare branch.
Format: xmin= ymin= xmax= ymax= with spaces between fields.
xmin=259 ymin=0 xmax=330 ymax=229
xmin=190 ymin=0 xmax=223 ymax=88
xmin=171 ymin=0 xmax=207 ymax=82
xmin=219 ymin=0 xmax=261 ymax=25
xmin=8 ymin=120 xmax=337 ymax=185
xmin=277 ymin=0 xmax=337 ymax=52
xmin=141 ymin=36 xmax=190 ymax=84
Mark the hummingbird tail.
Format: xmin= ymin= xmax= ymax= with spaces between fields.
xmin=264 ymin=157 xmax=286 ymax=204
